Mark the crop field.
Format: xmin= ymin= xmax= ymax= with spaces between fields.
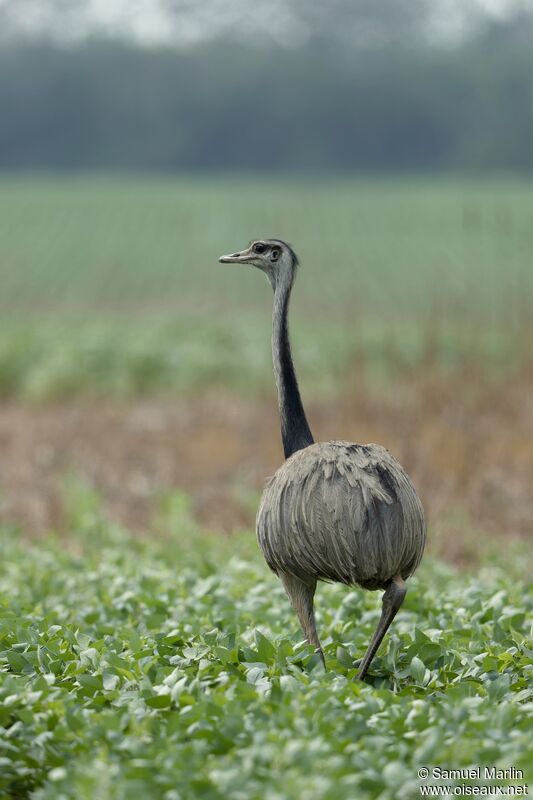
xmin=0 ymin=176 xmax=532 ymax=399
xmin=1 ymin=175 xmax=533 ymax=319
xmin=1 ymin=510 xmax=532 ymax=800
xmin=0 ymin=176 xmax=532 ymax=798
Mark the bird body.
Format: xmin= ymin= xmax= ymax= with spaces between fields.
xmin=257 ymin=440 xmax=425 ymax=591
xmin=219 ymin=238 xmax=426 ymax=679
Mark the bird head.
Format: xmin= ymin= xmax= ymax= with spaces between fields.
xmin=218 ymin=239 xmax=298 ymax=289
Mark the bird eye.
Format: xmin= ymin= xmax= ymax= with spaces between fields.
xmin=271 ymin=248 xmax=280 ymax=261
xmin=253 ymin=243 xmax=266 ymax=254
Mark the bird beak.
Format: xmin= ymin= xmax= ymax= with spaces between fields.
xmin=218 ymin=246 xmax=253 ymax=264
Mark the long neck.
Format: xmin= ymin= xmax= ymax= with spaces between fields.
xmin=272 ymin=273 xmax=314 ymax=459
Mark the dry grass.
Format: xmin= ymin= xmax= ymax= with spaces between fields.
xmin=1 ymin=364 xmax=531 ymax=569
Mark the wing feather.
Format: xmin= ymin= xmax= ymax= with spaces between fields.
xmin=257 ymin=441 xmax=426 ymax=589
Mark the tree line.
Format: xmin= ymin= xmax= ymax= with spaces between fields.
xmin=1 ymin=11 xmax=532 ymax=173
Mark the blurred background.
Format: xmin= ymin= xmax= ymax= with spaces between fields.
xmin=0 ymin=0 xmax=532 ymax=564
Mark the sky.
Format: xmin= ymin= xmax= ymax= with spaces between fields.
xmin=0 ymin=0 xmax=526 ymax=46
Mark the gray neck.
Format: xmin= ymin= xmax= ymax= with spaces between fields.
xmin=271 ymin=271 xmax=314 ymax=459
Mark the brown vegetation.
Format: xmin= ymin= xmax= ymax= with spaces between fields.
xmin=1 ymin=366 xmax=531 ymax=568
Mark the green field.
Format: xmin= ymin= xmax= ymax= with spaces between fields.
xmin=1 ymin=176 xmax=532 ymax=798
xmin=1 ymin=176 xmax=532 ymax=319
xmin=0 ymin=176 xmax=532 ymax=398
xmin=0 ymin=489 xmax=531 ymax=800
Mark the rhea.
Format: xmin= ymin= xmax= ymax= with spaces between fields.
xmin=219 ymin=239 xmax=426 ymax=680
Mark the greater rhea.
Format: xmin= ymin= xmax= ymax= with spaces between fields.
xmin=219 ymin=239 xmax=426 ymax=680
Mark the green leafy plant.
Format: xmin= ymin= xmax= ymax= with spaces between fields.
xmin=0 ymin=515 xmax=531 ymax=800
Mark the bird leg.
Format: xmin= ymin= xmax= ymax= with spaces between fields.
xmin=356 ymin=575 xmax=407 ymax=681
xmin=280 ymin=572 xmax=325 ymax=668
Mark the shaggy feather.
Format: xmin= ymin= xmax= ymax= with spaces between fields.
xmin=257 ymin=441 xmax=426 ymax=591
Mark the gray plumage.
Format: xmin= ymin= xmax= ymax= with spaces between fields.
xmin=257 ymin=441 xmax=425 ymax=590
xmin=219 ymin=239 xmax=426 ymax=680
